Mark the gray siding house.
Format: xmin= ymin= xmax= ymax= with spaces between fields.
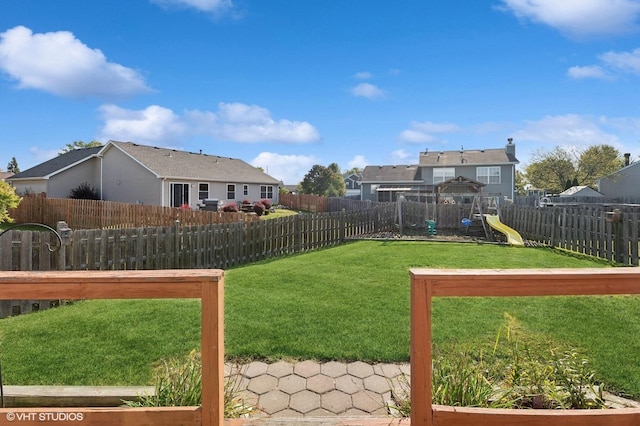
xmin=360 ymin=139 xmax=519 ymax=203
xmin=8 ymin=141 xmax=281 ymax=208
xmin=597 ymin=155 xmax=640 ymax=200
xmin=6 ymin=147 xmax=101 ymax=197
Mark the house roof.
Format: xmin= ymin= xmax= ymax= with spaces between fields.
xmin=419 ymin=148 xmax=517 ymax=166
xmin=344 ymin=173 xmax=361 ymax=183
xmin=597 ymin=159 xmax=639 ymax=182
xmin=104 ymin=141 xmax=280 ymax=184
xmin=0 ymin=171 xmax=14 ymax=180
xmin=559 ymin=186 xmax=603 ymax=197
xmin=7 ymin=147 xmax=101 ymax=180
xmin=361 ymin=165 xmax=421 ymax=183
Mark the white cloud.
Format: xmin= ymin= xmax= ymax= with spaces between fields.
xmin=98 ymin=102 xmax=320 ymax=145
xmin=499 ymin=0 xmax=640 ymax=37
xmin=251 ymin=152 xmax=317 ymax=184
xmin=98 ymin=104 xmax=186 ymax=143
xmin=511 ymin=114 xmax=625 ymax=163
xmin=569 ymin=48 xmax=640 ymax=79
xmin=347 ymin=155 xmax=368 ymax=170
xmin=399 ymin=121 xmax=462 ymax=143
xmin=351 ymin=82 xmax=385 ymax=99
xmin=150 ymin=0 xmax=233 ymax=13
xmin=600 ymin=48 xmax=640 ymax=74
xmin=186 ymin=102 xmax=320 ymax=143
xmin=0 ymin=26 xmax=151 ymax=98
xmin=354 ymin=71 xmax=372 ymax=80
xmin=567 ymin=65 xmax=609 ymax=79
xmin=389 ymin=149 xmax=417 ymax=165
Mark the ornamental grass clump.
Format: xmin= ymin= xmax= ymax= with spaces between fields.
xmin=389 ymin=313 xmax=607 ymax=416
xmin=125 ymin=350 xmax=253 ymax=418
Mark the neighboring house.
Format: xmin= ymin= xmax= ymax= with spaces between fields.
xmin=360 ymin=165 xmax=423 ymax=202
xmin=7 ymin=141 xmax=281 ymax=208
xmin=0 ymin=171 xmax=14 ymax=181
xmin=344 ymin=173 xmax=362 ymax=198
xmin=597 ymin=154 xmax=639 ymax=199
xmin=283 ymin=184 xmax=299 ymax=194
xmin=6 ymin=147 xmax=102 ymax=197
xmin=558 ymin=186 xmax=603 ymax=198
xmin=360 ymin=139 xmax=519 ymax=203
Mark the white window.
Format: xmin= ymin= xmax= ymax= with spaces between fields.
xmin=198 ymin=183 xmax=209 ymax=201
xmin=261 ymin=185 xmax=274 ymax=199
xmin=433 ymin=168 xmax=455 ymax=184
xmin=227 ymin=184 xmax=236 ymax=200
xmin=477 ymin=166 xmax=501 ymax=184
xmin=370 ymin=184 xmax=379 ymax=194
xmin=243 ymin=184 xmax=249 ymax=196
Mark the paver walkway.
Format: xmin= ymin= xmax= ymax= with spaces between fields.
xmin=227 ymin=361 xmax=410 ymax=419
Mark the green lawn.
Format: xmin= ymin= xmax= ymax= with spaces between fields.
xmin=1 ymin=240 xmax=638 ymax=399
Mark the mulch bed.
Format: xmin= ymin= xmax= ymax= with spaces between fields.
xmin=349 ymin=227 xmax=546 ymax=247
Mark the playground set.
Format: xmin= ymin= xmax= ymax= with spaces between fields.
xmin=424 ymin=195 xmax=525 ymax=246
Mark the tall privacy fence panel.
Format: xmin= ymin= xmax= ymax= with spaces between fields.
xmin=9 ymin=195 xmax=258 ymax=230
xmin=503 ymin=205 xmax=640 ymax=266
xmin=2 ymin=205 xmax=399 ymax=273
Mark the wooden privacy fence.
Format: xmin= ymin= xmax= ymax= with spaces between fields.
xmin=410 ymin=268 xmax=640 ymax=426
xmin=279 ymin=193 xmax=329 ymax=213
xmin=503 ymin=205 xmax=640 ymax=266
xmin=2 ymin=206 xmax=398 ymax=272
xmin=0 ymin=269 xmax=224 ymax=426
xmin=9 ymin=196 xmax=257 ymax=230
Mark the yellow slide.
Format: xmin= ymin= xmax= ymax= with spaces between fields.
xmin=485 ymin=215 xmax=524 ymax=246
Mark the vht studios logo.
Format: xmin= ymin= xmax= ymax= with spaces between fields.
xmin=6 ymin=412 xmax=85 ymax=422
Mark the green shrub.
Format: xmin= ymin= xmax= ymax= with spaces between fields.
xmin=69 ymin=182 xmax=100 ymax=200
xmin=125 ymin=350 xmax=253 ymax=418
xmin=389 ymin=314 xmax=607 ymax=416
xmin=0 ymin=180 xmax=21 ymax=223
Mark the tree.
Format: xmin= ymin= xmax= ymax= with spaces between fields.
xmin=0 ymin=180 xmax=21 ymax=223
xmin=59 ymin=140 xmax=103 ymax=155
xmin=576 ymin=144 xmax=624 ymax=185
xmin=525 ymin=144 xmax=624 ymax=193
xmin=6 ymin=157 xmax=19 ymax=174
xmin=514 ymin=170 xmax=527 ymax=195
xmin=299 ymin=164 xmax=346 ymax=197
xmin=525 ymin=146 xmax=575 ymax=193
xmin=343 ymin=167 xmax=362 ymax=176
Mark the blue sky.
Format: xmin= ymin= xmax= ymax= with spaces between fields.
xmin=1 ymin=0 xmax=639 ymax=184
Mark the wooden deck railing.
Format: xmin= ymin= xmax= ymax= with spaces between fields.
xmin=0 ymin=270 xmax=224 ymax=426
xmin=410 ymin=268 xmax=640 ymax=426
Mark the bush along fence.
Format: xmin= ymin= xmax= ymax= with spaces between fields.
xmin=503 ymin=205 xmax=640 ymax=266
xmin=2 ymin=205 xmax=398 ymax=273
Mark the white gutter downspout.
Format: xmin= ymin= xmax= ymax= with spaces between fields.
xmin=99 ymin=155 xmax=103 ymax=200
xmin=162 ymin=178 xmax=166 ymax=206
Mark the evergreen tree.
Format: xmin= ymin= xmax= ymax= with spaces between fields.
xmin=7 ymin=157 xmax=19 ymax=174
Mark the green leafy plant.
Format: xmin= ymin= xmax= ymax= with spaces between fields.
xmin=125 ymin=350 xmax=253 ymax=418
xmin=0 ymin=180 xmax=21 ymax=223
xmin=68 ymin=182 xmax=100 ymax=200
xmin=389 ymin=313 xmax=608 ymax=416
